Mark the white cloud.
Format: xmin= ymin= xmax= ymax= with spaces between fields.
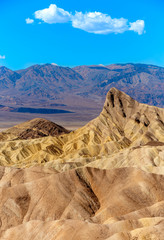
xmin=35 ymin=4 xmax=71 ymax=24
xmin=30 ymin=4 xmax=145 ymax=35
xmin=51 ymin=63 xmax=58 ymax=66
xmin=0 ymin=55 xmax=5 ymax=60
xmin=26 ymin=18 xmax=34 ymax=24
xmin=129 ymin=20 xmax=145 ymax=35
xmin=72 ymin=12 xmax=129 ymax=34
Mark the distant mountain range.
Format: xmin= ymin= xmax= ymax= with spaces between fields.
xmin=0 ymin=63 xmax=164 ymax=110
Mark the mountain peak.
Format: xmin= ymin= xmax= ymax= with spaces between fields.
xmin=103 ymin=87 xmax=137 ymax=121
xmin=98 ymin=87 xmax=163 ymax=149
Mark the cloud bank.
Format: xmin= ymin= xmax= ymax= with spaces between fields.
xmin=27 ymin=4 xmax=145 ymax=35
xmin=0 ymin=55 xmax=5 ymax=60
xmin=129 ymin=20 xmax=145 ymax=35
xmin=71 ymin=12 xmax=129 ymax=34
xmin=35 ymin=4 xmax=71 ymax=24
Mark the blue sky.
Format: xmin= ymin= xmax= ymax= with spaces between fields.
xmin=0 ymin=0 xmax=164 ymax=70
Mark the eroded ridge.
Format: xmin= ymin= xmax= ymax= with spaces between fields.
xmin=0 ymin=88 xmax=164 ymax=239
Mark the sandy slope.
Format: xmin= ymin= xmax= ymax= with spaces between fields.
xmin=0 ymin=88 xmax=164 ymax=239
xmin=0 ymin=167 xmax=164 ymax=239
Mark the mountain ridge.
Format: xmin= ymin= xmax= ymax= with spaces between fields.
xmin=0 ymin=63 xmax=164 ymax=109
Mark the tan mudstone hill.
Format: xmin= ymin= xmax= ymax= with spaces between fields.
xmin=0 ymin=118 xmax=70 ymax=141
xmin=0 ymin=88 xmax=164 ymax=239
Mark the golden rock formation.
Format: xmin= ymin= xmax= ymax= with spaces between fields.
xmin=0 ymin=88 xmax=164 ymax=239
xmin=0 ymin=88 xmax=163 ymax=170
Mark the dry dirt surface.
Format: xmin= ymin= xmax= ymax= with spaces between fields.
xmin=0 ymin=87 xmax=164 ymax=239
xmin=0 ymin=167 xmax=164 ymax=239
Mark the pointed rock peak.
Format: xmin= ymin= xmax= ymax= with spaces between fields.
xmin=103 ymin=88 xmax=139 ymax=120
xmin=105 ymin=87 xmax=137 ymax=108
xmin=108 ymin=87 xmax=134 ymax=101
xmin=102 ymin=87 xmax=164 ymax=133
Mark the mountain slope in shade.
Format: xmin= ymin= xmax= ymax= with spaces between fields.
xmin=0 ymin=64 xmax=87 ymax=108
xmin=0 ymin=118 xmax=70 ymax=141
xmin=74 ymin=63 xmax=164 ymax=107
xmin=15 ymin=64 xmax=84 ymax=96
xmin=0 ymin=66 xmax=20 ymax=90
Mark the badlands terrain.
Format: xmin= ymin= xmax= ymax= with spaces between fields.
xmin=0 ymin=88 xmax=164 ymax=239
xmin=0 ymin=63 xmax=164 ymax=129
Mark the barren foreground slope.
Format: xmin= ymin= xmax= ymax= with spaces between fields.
xmin=0 ymin=167 xmax=164 ymax=240
xmin=0 ymin=88 xmax=164 ymax=239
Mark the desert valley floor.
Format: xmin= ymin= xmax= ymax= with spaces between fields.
xmin=0 ymin=88 xmax=164 ymax=239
